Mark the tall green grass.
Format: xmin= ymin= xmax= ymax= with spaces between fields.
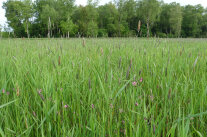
xmin=0 ymin=38 xmax=207 ymax=136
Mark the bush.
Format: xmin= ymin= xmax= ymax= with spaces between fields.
xmin=156 ymin=32 xmax=167 ymax=38
xmin=1 ymin=32 xmax=14 ymax=38
xmin=98 ymin=29 xmax=108 ymax=37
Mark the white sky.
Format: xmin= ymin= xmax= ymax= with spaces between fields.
xmin=1 ymin=0 xmax=207 ymax=27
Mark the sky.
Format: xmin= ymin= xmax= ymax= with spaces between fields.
xmin=1 ymin=0 xmax=207 ymax=28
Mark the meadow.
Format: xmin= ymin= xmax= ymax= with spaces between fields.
xmin=0 ymin=38 xmax=207 ymax=137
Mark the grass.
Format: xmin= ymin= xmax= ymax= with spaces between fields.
xmin=0 ymin=38 xmax=207 ymax=137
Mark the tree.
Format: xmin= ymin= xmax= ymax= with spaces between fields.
xmin=72 ymin=0 xmax=99 ymax=37
xmin=123 ymin=0 xmax=137 ymax=34
xmin=159 ymin=4 xmax=170 ymax=34
xmin=137 ymin=0 xmax=160 ymax=37
xmin=86 ymin=21 xmax=98 ymax=37
xmin=41 ymin=4 xmax=58 ymax=38
xmin=159 ymin=3 xmax=182 ymax=37
xmin=2 ymin=0 xmax=207 ymax=38
xmin=22 ymin=0 xmax=34 ymax=38
xmin=98 ymin=3 xmax=119 ymax=36
xmin=114 ymin=0 xmax=129 ymax=36
xmin=34 ymin=0 xmax=75 ymax=37
xmin=168 ymin=3 xmax=182 ymax=37
xmin=182 ymin=5 xmax=204 ymax=37
xmin=3 ymin=0 xmax=26 ymax=37
xmin=3 ymin=0 xmax=34 ymax=38
xmin=201 ymin=9 xmax=207 ymax=37
xmin=60 ymin=17 xmax=77 ymax=38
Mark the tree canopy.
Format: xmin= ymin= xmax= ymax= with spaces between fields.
xmin=2 ymin=0 xmax=207 ymax=38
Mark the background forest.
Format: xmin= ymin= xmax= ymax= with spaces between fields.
xmin=1 ymin=0 xmax=207 ymax=38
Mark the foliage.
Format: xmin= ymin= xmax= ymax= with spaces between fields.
xmin=60 ymin=18 xmax=78 ymax=37
xmin=3 ymin=0 xmax=26 ymax=37
xmin=137 ymin=0 xmax=161 ymax=37
xmin=2 ymin=0 xmax=207 ymax=38
xmin=182 ymin=5 xmax=204 ymax=37
xmin=159 ymin=3 xmax=182 ymax=37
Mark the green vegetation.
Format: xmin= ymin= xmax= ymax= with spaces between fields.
xmin=2 ymin=0 xmax=207 ymax=38
xmin=0 ymin=38 xmax=207 ymax=136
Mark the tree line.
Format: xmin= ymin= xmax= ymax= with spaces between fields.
xmin=1 ymin=0 xmax=207 ymax=38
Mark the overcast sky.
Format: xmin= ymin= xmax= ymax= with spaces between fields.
xmin=1 ymin=0 xmax=207 ymax=27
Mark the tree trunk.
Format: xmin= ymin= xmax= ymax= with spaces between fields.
xmin=118 ymin=20 xmax=121 ymax=37
xmin=78 ymin=32 xmax=80 ymax=38
xmin=68 ymin=31 xmax=70 ymax=38
xmin=26 ymin=20 xmax=29 ymax=38
xmin=137 ymin=20 xmax=141 ymax=37
xmin=48 ymin=17 xmax=51 ymax=38
xmin=147 ymin=17 xmax=150 ymax=38
xmin=51 ymin=23 xmax=54 ymax=38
